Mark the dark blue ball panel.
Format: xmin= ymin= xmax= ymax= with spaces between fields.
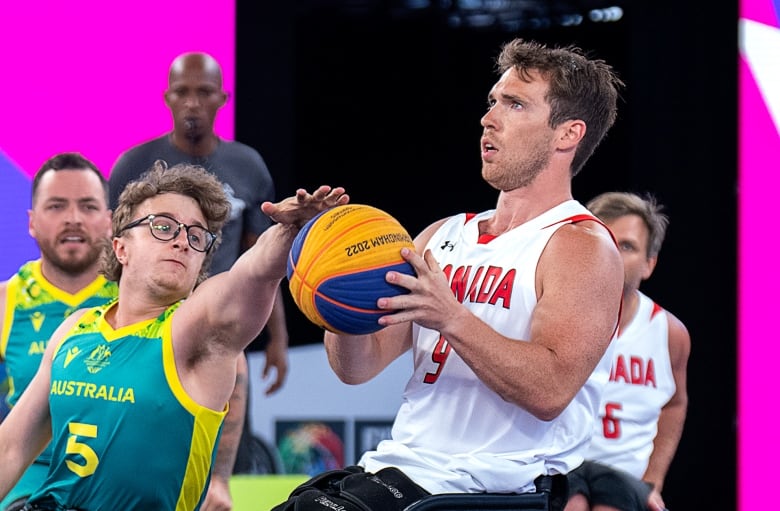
xmin=315 ymin=261 xmax=415 ymax=334
xmin=316 ymin=302 xmax=386 ymax=335
xmin=318 ymin=261 xmax=415 ymax=308
xmin=287 ymin=209 xmax=329 ymax=280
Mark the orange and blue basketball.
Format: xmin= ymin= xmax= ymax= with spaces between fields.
xmin=287 ymin=204 xmax=416 ymax=335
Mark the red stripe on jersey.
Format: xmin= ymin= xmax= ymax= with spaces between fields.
xmin=478 ymin=233 xmax=497 ymax=244
xmin=464 ymin=213 xmax=495 ymax=244
xmin=542 ymin=214 xmax=619 ymax=246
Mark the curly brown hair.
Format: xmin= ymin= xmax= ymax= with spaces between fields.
xmin=101 ymin=160 xmax=231 ymax=285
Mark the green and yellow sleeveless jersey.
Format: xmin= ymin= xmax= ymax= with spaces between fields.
xmin=27 ymin=300 xmax=226 ymax=511
xmin=0 ymin=259 xmax=117 ymax=463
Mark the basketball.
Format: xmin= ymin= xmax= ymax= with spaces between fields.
xmin=287 ymin=204 xmax=416 ymax=335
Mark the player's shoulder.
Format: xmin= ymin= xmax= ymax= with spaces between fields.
xmin=553 ymin=217 xmax=620 ymax=260
xmin=416 ymin=216 xmax=454 ymax=250
xmin=653 ymin=303 xmax=691 ymax=364
xmin=48 ymin=309 xmax=94 ymax=356
xmin=664 ymin=308 xmax=690 ymax=343
xmin=538 ymin=200 xmax=616 ymax=250
xmin=641 ymin=293 xmax=687 ymax=328
xmin=542 ymin=219 xmax=622 ymax=294
xmin=0 ymin=262 xmax=28 ymax=291
xmin=641 ymin=293 xmax=690 ymax=346
xmin=0 ymin=279 xmax=8 ymax=320
xmin=564 ymin=212 xmax=614 ymax=237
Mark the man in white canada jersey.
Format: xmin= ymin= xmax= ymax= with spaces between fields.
xmin=270 ymin=38 xmax=626 ymax=511
xmin=565 ymin=191 xmax=691 ymax=511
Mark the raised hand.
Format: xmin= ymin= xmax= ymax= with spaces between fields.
xmin=261 ymin=186 xmax=349 ymax=228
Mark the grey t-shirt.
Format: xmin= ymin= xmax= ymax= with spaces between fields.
xmin=109 ymin=134 xmax=275 ymax=275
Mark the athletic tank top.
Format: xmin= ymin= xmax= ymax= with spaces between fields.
xmin=0 ymin=259 xmax=117 ymax=463
xmin=586 ymin=291 xmax=675 ymax=478
xmin=359 ymin=200 xmax=617 ymax=494
xmin=27 ymin=301 xmax=227 ymax=511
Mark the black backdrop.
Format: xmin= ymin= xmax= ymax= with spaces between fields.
xmin=236 ymin=2 xmax=737 ymax=509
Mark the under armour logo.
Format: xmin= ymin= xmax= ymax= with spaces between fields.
xmin=441 ymin=241 xmax=455 ymax=251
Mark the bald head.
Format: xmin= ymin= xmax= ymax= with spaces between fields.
xmin=168 ymin=52 xmax=223 ymax=88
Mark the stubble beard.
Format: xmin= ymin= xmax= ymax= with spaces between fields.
xmin=484 ymin=145 xmax=551 ymax=192
xmin=38 ymin=238 xmax=102 ymax=276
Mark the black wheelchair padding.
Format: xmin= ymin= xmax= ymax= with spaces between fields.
xmin=402 ymin=492 xmax=548 ymax=510
xmin=271 ymin=466 xmax=566 ymax=511
xmin=403 ymin=474 xmax=566 ymax=511
xmin=271 ymin=465 xmax=430 ymax=511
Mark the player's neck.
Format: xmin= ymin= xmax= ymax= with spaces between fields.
xmin=618 ymin=289 xmax=641 ymax=334
xmin=39 ymin=260 xmax=101 ymax=295
xmin=107 ymin=286 xmax=175 ymax=330
xmin=485 ymin=187 xmax=572 ymax=235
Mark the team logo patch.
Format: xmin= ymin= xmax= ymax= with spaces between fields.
xmin=85 ymin=344 xmax=111 ymax=374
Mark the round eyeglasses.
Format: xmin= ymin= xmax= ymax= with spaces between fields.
xmin=118 ymin=214 xmax=217 ymax=253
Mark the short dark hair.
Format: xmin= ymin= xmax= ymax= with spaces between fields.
xmin=32 ymin=152 xmax=108 ymax=206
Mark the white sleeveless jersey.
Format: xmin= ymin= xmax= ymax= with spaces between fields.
xmin=360 ymin=200 xmax=616 ymax=494
xmin=585 ymin=291 xmax=675 ymax=478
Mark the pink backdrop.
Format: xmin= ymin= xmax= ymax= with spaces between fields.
xmin=0 ymin=0 xmax=235 ymax=277
xmin=0 ymin=1 xmax=771 ymax=507
xmin=739 ymin=0 xmax=780 ymax=509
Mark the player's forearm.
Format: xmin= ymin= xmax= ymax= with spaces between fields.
xmin=0 ymin=457 xmax=24 ymax=503
xmin=643 ymin=402 xmax=687 ymax=491
xmin=0 ymin=424 xmax=37 ymax=501
xmin=324 ymin=324 xmax=410 ymax=384
xmin=262 ymin=292 xmax=290 ymax=395
xmin=248 ymin=224 xmax=299 ymax=279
